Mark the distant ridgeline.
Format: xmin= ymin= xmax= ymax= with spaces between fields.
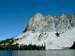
xmin=24 ymin=13 xmax=75 ymax=33
xmin=0 ymin=13 xmax=75 ymax=50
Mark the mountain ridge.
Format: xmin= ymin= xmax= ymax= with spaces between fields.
xmin=13 ymin=13 xmax=75 ymax=49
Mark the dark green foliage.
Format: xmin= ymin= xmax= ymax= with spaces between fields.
xmin=0 ymin=38 xmax=45 ymax=50
xmin=0 ymin=38 xmax=14 ymax=44
xmin=0 ymin=44 xmax=45 ymax=50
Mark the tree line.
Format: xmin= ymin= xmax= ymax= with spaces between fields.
xmin=0 ymin=38 xmax=45 ymax=50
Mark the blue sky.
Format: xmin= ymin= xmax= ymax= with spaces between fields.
xmin=0 ymin=0 xmax=75 ymax=40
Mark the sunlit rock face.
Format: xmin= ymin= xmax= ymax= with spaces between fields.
xmin=24 ymin=13 xmax=54 ymax=32
xmin=16 ymin=13 xmax=75 ymax=49
xmin=24 ymin=13 xmax=75 ymax=33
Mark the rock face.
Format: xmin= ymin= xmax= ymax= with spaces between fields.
xmin=16 ymin=13 xmax=75 ymax=49
xmin=70 ymin=41 xmax=75 ymax=49
xmin=24 ymin=13 xmax=75 ymax=33
xmin=26 ymin=13 xmax=54 ymax=32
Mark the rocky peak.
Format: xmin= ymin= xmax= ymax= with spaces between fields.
xmin=23 ymin=13 xmax=75 ymax=33
xmin=16 ymin=13 xmax=75 ymax=49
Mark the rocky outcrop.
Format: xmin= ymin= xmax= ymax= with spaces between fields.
xmin=16 ymin=13 xmax=75 ymax=49
xmin=23 ymin=13 xmax=75 ymax=33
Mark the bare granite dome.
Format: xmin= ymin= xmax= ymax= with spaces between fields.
xmin=15 ymin=13 xmax=75 ymax=49
xmin=23 ymin=13 xmax=75 ymax=33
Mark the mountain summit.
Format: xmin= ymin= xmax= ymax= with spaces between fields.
xmin=24 ymin=13 xmax=75 ymax=33
xmin=15 ymin=13 xmax=75 ymax=49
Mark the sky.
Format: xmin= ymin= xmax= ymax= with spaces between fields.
xmin=0 ymin=0 xmax=75 ymax=40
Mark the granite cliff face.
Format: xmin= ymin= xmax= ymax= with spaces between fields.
xmin=24 ymin=13 xmax=75 ymax=33
xmin=15 ymin=13 xmax=75 ymax=49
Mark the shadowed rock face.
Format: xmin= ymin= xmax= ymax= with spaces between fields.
xmin=70 ymin=41 xmax=75 ymax=49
